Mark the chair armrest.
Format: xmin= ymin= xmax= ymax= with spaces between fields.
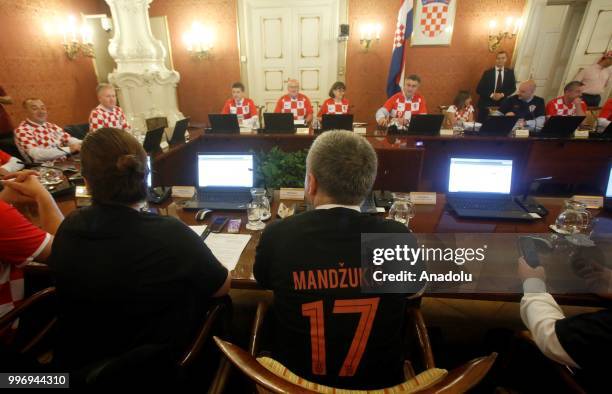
xmin=249 ymin=300 xmax=269 ymax=356
xmin=179 ymin=300 xmax=228 ymax=368
xmin=214 ymin=337 xmax=316 ymax=394
xmin=417 ymin=353 xmax=497 ymax=393
xmin=0 ymin=287 xmax=56 ymax=330
xmin=407 ymin=306 xmax=436 ymax=370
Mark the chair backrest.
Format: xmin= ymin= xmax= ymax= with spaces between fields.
xmin=373 ymin=148 xmax=424 ymax=192
xmin=146 ymin=117 xmax=168 ymax=132
xmin=64 ymin=123 xmax=90 ymax=140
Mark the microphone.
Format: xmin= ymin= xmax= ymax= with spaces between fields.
xmin=517 ymin=176 xmax=553 ymax=216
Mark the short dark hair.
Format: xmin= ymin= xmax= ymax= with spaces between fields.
xmin=453 ymin=90 xmax=471 ymax=108
xmin=231 ymin=82 xmax=245 ymax=91
xmin=22 ymin=98 xmax=42 ymax=109
xmin=328 ymin=81 xmax=346 ymax=98
xmin=81 ymin=128 xmax=148 ymax=205
xmin=406 ymin=74 xmax=421 ymax=84
xmin=496 ymin=50 xmax=508 ymax=57
xmin=564 ymin=80 xmax=584 ymax=92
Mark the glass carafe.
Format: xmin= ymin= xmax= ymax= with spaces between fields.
xmin=387 ymin=192 xmax=415 ymax=228
xmin=251 ymin=188 xmax=271 ymax=220
xmin=555 ymin=200 xmax=592 ymax=235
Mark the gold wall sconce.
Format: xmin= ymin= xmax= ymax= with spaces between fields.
xmin=488 ymin=17 xmax=522 ymax=52
xmin=44 ymin=15 xmax=94 ymax=60
xmin=359 ymin=23 xmax=382 ymax=51
xmin=183 ymin=22 xmax=215 ymax=59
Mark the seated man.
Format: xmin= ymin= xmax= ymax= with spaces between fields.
xmin=499 ymin=80 xmax=545 ymax=130
xmin=596 ymin=98 xmax=611 ymax=131
xmin=254 ymin=130 xmax=412 ymax=390
xmin=376 ymin=74 xmax=428 ymax=128
xmin=221 ymin=82 xmax=259 ymax=129
xmin=89 ymin=83 xmax=131 ymax=132
xmin=14 ymin=98 xmax=81 ymax=162
xmin=274 ymin=79 xmax=313 ymax=124
xmin=0 ymin=170 xmax=63 ymax=318
xmin=545 ymin=81 xmax=587 ymax=118
xmin=0 ymin=149 xmax=23 ymax=176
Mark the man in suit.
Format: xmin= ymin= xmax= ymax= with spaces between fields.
xmin=476 ymin=51 xmax=517 ymax=121
xmin=254 ymin=130 xmax=416 ymax=390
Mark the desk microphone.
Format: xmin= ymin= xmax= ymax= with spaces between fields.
xmin=516 ymin=176 xmax=552 ymax=216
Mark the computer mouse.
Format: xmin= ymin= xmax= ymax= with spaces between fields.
xmin=195 ymin=209 xmax=211 ymax=221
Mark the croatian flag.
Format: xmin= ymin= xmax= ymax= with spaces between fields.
xmin=386 ymin=0 xmax=414 ymax=97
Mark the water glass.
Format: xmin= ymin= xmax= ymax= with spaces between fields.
xmin=246 ymin=202 xmax=266 ymax=230
xmin=387 ymin=192 xmax=415 ymax=228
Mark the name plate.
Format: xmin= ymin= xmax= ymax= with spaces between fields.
xmin=409 ymin=192 xmax=437 ymax=205
xmin=239 ymin=127 xmax=254 ymax=134
xmin=280 ymin=188 xmax=305 ymax=200
xmin=172 ymin=186 xmax=195 ymax=198
xmin=296 ymin=127 xmax=310 ymax=135
xmin=514 ymin=129 xmax=530 ymax=138
xmin=572 ymin=195 xmax=603 ymax=209
xmin=439 ymin=129 xmax=454 ymax=136
xmin=354 ymin=127 xmax=367 ymax=135
xmin=574 ymin=129 xmax=589 ymax=138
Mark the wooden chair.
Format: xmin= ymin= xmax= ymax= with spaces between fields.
xmin=214 ymin=297 xmax=497 ymax=393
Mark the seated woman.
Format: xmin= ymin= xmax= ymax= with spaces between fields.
xmin=446 ymin=90 xmax=475 ymax=126
xmin=317 ymin=81 xmax=350 ymax=120
xmin=48 ymin=128 xmax=230 ymax=384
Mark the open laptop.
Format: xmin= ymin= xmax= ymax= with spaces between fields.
xmin=538 ymin=116 xmax=585 ymax=138
xmin=446 ymin=157 xmax=534 ymax=220
xmin=322 ymin=114 xmax=354 ymax=131
xmin=591 ymin=121 xmax=612 ymax=140
xmin=263 ymin=113 xmax=295 ymax=133
xmin=208 ymin=114 xmax=240 ymax=134
xmin=143 ymin=127 xmax=165 ymax=154
xmin=168 ymin=117 xmax=190 ymax=146
xmin=406 ymin=114 xmax=444 ymax=135
xmin=466 ymin=116 xmax=517 ymax=136
xmin=605 ymin=161 xmax=612 ymax=211
xmin=184 ymin=153 xmax=254 ymax=210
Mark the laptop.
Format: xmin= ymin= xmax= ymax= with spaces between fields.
xmin=406 ymin=114 xmax=445 ymax=135
xmin=208 ymin=114 xmax=240 ymax=134
xmin=322 ymin=114 xmax=354 ymax=131
xmin=467 ymin=116 xmax=517 ymax=136
xmin=143 ymin=127 xmax=165 ymax=154
xmin=538 ymin=116 xmax=585 ymax=138
xmin=184 ymin=153 xmax=254 ymax=210
xmin=146 ymin=155 xmax=171 ymax=204
xmin=168 ymin=117 xmax=190 ymax=146
xmin=263 ymin=113 xmax=295 ymax=133
xmin=591 ymin=121 xmax=612 ymax=140
xmin=605 ymin=162 xmax=612 ymax=211
xmin=446 ymin=157 xmax=534 ymax=220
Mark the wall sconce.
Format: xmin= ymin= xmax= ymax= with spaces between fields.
xmin=488 ymin=17 xmax=522 ymax=52
xmin=183 ymin=22 xmax=215 ymax=59
xmin=359 ymin=23 xmax=381 ymax=51
xmin=44 ymin=15 xmax=94 ymax=60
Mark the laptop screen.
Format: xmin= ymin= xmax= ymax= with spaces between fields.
xmin=448 ymin=158 xmax=513 ymax=194
xmin=147 ymin=155 xmax=152 ymax=188
xmin=198 ymin=154 xmax=253 ymax=188
xmin=606 ymin=164 xmax=612 ymax=198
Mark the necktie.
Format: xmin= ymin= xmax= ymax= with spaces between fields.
xmin=495 ymin=69 xmax=502 ymax=94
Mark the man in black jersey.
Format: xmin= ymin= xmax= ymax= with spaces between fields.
xmin=254 ymin=130 xmax=414 ymax=390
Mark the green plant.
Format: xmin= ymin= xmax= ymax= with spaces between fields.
xmin=254 ymin=147 xmax=308 ymax=189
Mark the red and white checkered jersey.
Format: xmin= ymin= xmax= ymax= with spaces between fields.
xmin=447 ymin=104 xmax=475 ymax=122
xmin=274 ymin=94 xmax=313 ymax=120
xmin=383 ymin=92 xmax=428 ymax=119
xmin=318 ymin=98 xmax=350 ymax=117
xmin=545 ymin=96 xmax=587 ymax=117
xmin=0 ymin=200 xmax=50 ymax=318
xmin=89 ymin=105 xmax=131 ymax=132
xmin=14 ymin=120 xmax=74 ymax=162
xmin=221 ymin=98 xmax=257 ymax=120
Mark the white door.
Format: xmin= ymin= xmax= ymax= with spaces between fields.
xmin=239 ymin=0 xmax=339 ymax=114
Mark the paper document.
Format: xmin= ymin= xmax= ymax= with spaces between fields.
xmin=189 ymin=225 xmax=207 ymax=235
xmin=204 ymin=233 xmax=251 ymax=271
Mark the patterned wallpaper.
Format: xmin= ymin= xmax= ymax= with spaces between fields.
xmin=0 ymin=0 xmax=107 ymax=128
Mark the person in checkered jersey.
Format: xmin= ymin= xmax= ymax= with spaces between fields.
xmin=545 ymin=81 xmax=587 ymax=118
xmin=317 ymin=81 xmax=350 ymax=120
xmin=221 ymin=82 xmax=259 ymax=129
xmin=376 ymin=74 xmax=428 ymax=128
xmin=0 ymin=170 xmax=63 ymax=320
xmin=274 ymin=79 xmax=314 ymax=124
xmin=13 ymin=98 xmax=82 ymax=163
xmin=88 ymin=83 xmax=131 ymax=133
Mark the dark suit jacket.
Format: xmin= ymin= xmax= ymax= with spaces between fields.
xmin=476 ymin=68 xmax=517 ymax=108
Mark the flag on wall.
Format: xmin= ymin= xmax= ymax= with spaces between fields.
xmin=386 ymin=0 xmax=414 ymax=97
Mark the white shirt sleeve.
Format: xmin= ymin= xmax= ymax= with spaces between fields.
xmin=27 ymin=146 xmax=69 ymax=162
xmin=375 ymin=107 xmax=389 ymax=121
xmin=1 ymin=156 xmax=24 ymax=173
xmin=520 ymin=278 xmax=580 ymax=368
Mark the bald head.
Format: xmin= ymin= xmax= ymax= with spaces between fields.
xmin=517 ymin=80 xmax=536 ymax=101
xmin=287 ymin=79 xmax=300 ymax=97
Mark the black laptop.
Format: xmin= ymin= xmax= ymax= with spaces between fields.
xmin=184 ymin=153 xmax=254 ymax=210
xmin=446 ymin=157 xmax=535 ymax=220
xmin=406 ymin=114 xmax=444 ymax=135
xmin=605 ymin=161 xmax=612 ymax=211
xmin=262 ymin=113 xmax=295 ymax=133
xmin=322 ymin=114 xmax=353 ymax=131
xmin=168 ymin=117 xmax=190 ymax=146
xmin=143 ymin=127 xmax=164 ymax=154
xmin=538 ymin=116 xmax=585 ymax=138
xmin=591 ymin=121 xmax=612 ymax=140
xmin=208 ymin=114 xmax=240 ymax=134
xmin=146 ymin=155 xmax=171 ymax=204
xmin=468 ymin=116 xmax=518 ymax=136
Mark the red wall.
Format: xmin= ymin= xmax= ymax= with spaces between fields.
xmin=0 ymin=0 xmax=108 ymax=127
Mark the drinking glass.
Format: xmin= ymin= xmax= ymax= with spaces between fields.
xmin=250 ymin=188 xmax=271 ymax=220
xmin=387 ymin=192 xmax=415 ymax=228
xmin=555 ymin=200 xmax=592 ymax=235
xmin=246 ymin=202 xmax=266 ymax=230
